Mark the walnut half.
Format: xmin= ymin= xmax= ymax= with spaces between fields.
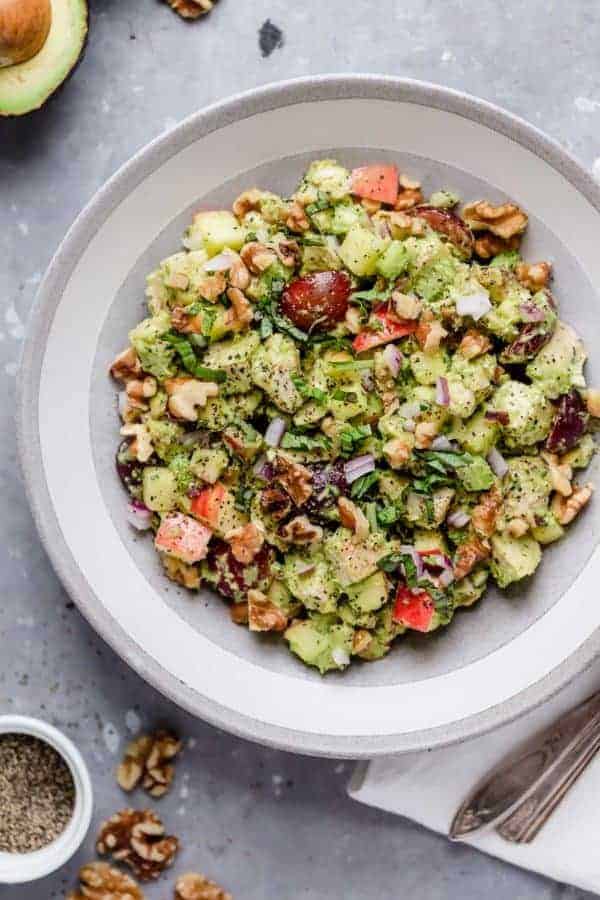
xmin=67 ymin=862 xmax=144 ymax=900
xmin=96 ymin=809 xmax=179 ymax=881
xmin=165 ymin=0 xmax=215 ymax=19
xmin=117 ymin=731 xmax=182 ymax=798
xmin=175 ymin=872 xmax=232 ymax=900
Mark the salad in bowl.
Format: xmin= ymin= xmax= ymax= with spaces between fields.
xmin=110 ymin=158 xmax=597 ymax=675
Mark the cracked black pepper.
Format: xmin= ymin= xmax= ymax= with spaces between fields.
xmin=0 ymin=733 xmax=75 ymax=853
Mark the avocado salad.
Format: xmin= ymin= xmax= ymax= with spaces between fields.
xmin=111 ymin=158 xmax=597 ymax=674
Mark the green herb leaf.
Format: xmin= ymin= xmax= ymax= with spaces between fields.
xmin=280 ymin=431 xmax=331 ymax=452
xmin=291 ymin=374 xmax=328 ymax=404
xmin=339 ymin=424 xmax=372 ymax=456
xmin=350 ymin=471 xmax=379 ymax=499
xmin=164 ymin=333 xmax=227 ymax=382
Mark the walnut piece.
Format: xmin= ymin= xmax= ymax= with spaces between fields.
xmin=260 ymin=487 xmax=292 ymax=521
xmin=228 ymin=256 xmax=250 ymax=291
xmin=585 ymin=389 xmax=600 ymax=418
xmin=229 ymin=601 xmax=249 ymax=625
xmin=174 ymin=872 xmax=232 ymax=900
xmin=506 ymin=517 xmax=529 ymax=538
xmin=110 ymin=347 xmax=142 ymax=383
xmin=541 ymin=451 xmax=573 ymax=498
xmin=225 ymin=522 xmax=265 ymax=564
xmin=352 ymin=629 xmax=373 ymax=655
xmin=515 ymin=261 xmax=552 ymax=291
xmin=416 ymin=315 xmax=448 ymax=353
xmin=240 ymin=242 xmax=277 ymax=274
xmin=462 ymin=200 xmax=528 ymax=240
xmin=383 ymin=438 xmax=412 ymax=469
xmin=197 ymin=273 xmax=227 ymax=302
xmin=232 ymin=188 xmax=264 ymax=219
xmin=96 ymin=809 xmax=179 ymax=881
xmin=273 ymin=453 xmax=313 ymax=506
xmin=394 ymin=179 xmax=424 ymax=210
xmin=338 ymin=498 xmax=369 ymax=542
xmin=453 ymin=537 xmax=491 ymax=580
xmin=280 ymin=515 xmax=324 ymax=545
xmin=552 ymin=482 xmax=594 ymax=525
xmin=165 ymin=378 xmax=219 ymax=421
xmin=247 ymin=589 xmax=288 ymax=633
xmin=275 ymin=239 xmax=301 ymax=268
xmin=473 ymin=232 xmax=521 ymax=259
xmin=414 ymin=421 xmax=439 ymax=450
xmin=126 ymin=377 xmax=158 ymax=407
xmin=117 ymin=731 xmax=182 ymax=799
xmin=161 ymin=554 xmax=201 ymax=590
xmin=458 ymin=329 xmax=492 ymax=360
xmin=344 ymin=306 xmax=362 ymax=334
xmin=225 ymin=287 xmax=253 ymax=332
xmin=120 ymin=424 xmax=154 ymax=463
xmin=286 ymin=201 xmax=310 ymax=233
xmin=171 ymin=307 xmax=203 ymax=335
xmin=471 ymin=485 xmax=503 ymax=537
xmin=67 ymin=862 xmax=144 ymax=900
xmin=165 ymin=0 xmax=215 ymax=19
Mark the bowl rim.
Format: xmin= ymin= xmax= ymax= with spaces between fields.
xmin=0 ymin=715 xmax=93 ymax=883
xmin=17 ymin=74 xmax=600 ymax=758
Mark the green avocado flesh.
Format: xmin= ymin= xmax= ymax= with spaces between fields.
xmin=0 ymin=0 xmax=88 ymax=116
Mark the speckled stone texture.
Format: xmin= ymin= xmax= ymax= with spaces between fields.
xmin=1 ymin=1 xmax=600 ymax=897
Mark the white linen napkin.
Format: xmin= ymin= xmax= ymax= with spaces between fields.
xmin=349 ymin=664 xmax=600 ymax=893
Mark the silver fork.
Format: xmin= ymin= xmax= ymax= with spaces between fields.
xmin=451 ymin=690 xmax=600 ymax=844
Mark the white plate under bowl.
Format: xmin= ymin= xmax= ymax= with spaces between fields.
xmin=18 ymin=75 xmax=600 ymax=758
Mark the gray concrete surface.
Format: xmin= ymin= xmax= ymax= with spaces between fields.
xmin=1 ymin=1 xmax=600 ymax=896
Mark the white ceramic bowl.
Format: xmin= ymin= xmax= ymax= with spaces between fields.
xmin=0 ymin=716 xmax=93 ymax=884
xmin=18 ymin=75 xmax=600 ymax=757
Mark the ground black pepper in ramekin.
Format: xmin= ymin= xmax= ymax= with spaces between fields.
xmin=0 ymin=733 xmax=75 ymax=853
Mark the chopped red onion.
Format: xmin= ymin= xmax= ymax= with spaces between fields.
xmin=126 ymin=500 xmax=153 ymax=531
xmin=399 ymin=545 xmax=424 ymax=579
xmin=204 ymin=250 xmax=235 ymax=272
xmin=431 ymin=435 xmax=453 ymax=451
xmin=253 ymin=454 xmax=270 ymax=477
xmin=344 ymin=454 xmax=375 ymax=484
xmin=439 ymin=569 xmax=455 ymax=588
xmin=361 ymin=371 xmax=375 ymax=392
xmin=264 ymin=417 xmax=287 ymax=448
xmin=520 ymin=302 xmax=545 ymax=323
xmin=485 ymin=410 xmax=510 ymax=426
xmin=382 ymin=343 xmax=403 ymax=377
xmin=435 ymin=376 xmax=450 ymax=407
xmin=455 ymin=290 xmax=491 ymax=320
xmin=447 ymin=509 xmax=471 ymax=528
xmin=487 ymin=446 xmax=509 ymax=478
xmin=325 ymin=235 xmax=341 ymax=256
xmin=117 ymin=391 xmax=129 ymax=420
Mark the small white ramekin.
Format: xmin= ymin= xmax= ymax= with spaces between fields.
xmin=0 ymin=715 xmax=93 ymax=884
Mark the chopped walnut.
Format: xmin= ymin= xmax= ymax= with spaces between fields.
xmin=225 ymin=287 xmax=254 ymax=332
xmin=462 ymin=200 xmax=528 ymax=240
xmin=117 ymin=731 xmax=182 ymax=799
xmin=542 ymin=451 xmax=573 ymax=498
xmin=338 ymin=497 xmax=370 ymax=542
xmin=230 ymin=601 xmax=249 ymax=625
xmin=196 ymin=273 xmax=227 ymax=302
xmin=228 ymin=256 xmax=250 ymax=291
xmin=453 ymin=537 xmax=491 ymax=580
xmin=473 ymin=232 xmax=521 ymax=260
xmin=247 ymin=589 xmax=288 ymax=632
xmin=232 ymin=188 xmax=264 ymax=219
xmin=552 ymin=482 xmax=594 ymax=525
xmin=174 ymin=872 xmax=232 ymax=900
xmin=275 ymin=239 xmax=301 ymax=268
xmin=344 ymin=306 xmax=362 ymax=334
xmin=165 ymin=378 xmax=219 ymax=421
xmin=395 ymin=178 xmax=424 ymax=210
xmin=379 ymin=210 xmax=426 ymax=238
xmin=120 ymin=424 xmax=154 ymax=463
xmin=280 ymin=515 xmax=323 ymax=545
xmin=273 ymin=453 xmax=313 ymax=506
xmin=67 ymin=862 xmax=143 ymax=900
xmin=126 ymin=377 xmax=158 ymax=407
xmin=260 ymin=487 xmax=292 ymax=521
xmin=286 ymin=200 xmax=310 ymax=233
xmin=383 ymin=438 xmax=412 ymax=469
xmin=414 ymin=421 xmax=439 ymax=450
xmin=515 ymin=261 xmax=552 ymax=291
xmin=458 ymin=329 xmax=492 ymax=360
xmin=161 ymin=554 xmax=201 ymax=590
xmin=392 ymin=291 xmax=422 ymax=320
xmin=164 ymin=271 xmax=190 ymax=291
xmin=585 ymin=389 xmax=600 ymax=418
xmin=165 ymin=0 xmax=215 ymax=19
xmin=110 ymin=347 xmax=142 ymax=383
xmin=400 ymin=173 xmax=421 ymax=191
xmin=471 ymin=485 xmax=503 ymax=537
xmin=225 ymin=521 xmax=265 ymax=563
xmin=96 ymin=809 xmax=179 ymax=881
xmin=171 ymin=307 xmax=203 ymax=334
xmin=352 ymin=629 xmax=373 ymax=655
xmin=240 ymin=242 xmax=278 ymax=274
xmin=361 ymin=197 xmax=381 ymax=215
xmin=416 ymin=314 xmax=448 ymax=353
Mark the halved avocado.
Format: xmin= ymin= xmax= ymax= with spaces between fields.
xmin=0 ymin=0 xmax=88 ymax=116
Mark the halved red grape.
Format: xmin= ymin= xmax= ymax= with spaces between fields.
xmin=280 ymin=271 xmax=351 ymax=332
xmin=500 ymin=323 xmax=554 ymax=365
xmin=408 ymin=206 xmax=474 ymax=257
xmin=546 ymin=390 xmax=589 ymax=454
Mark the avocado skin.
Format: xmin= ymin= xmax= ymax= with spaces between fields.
xmin=0 ymin=0 xmax=89 ymax=118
